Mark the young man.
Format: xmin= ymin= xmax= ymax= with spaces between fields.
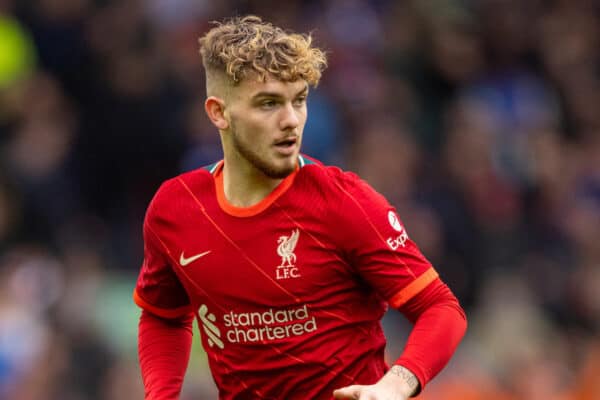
xmin=134 ymin=15 xmax=467 ymax=400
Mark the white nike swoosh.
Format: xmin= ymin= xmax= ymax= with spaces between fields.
xmin=179 ymin=250 xmax=211 ymax=266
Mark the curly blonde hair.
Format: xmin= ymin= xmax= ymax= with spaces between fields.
xmin=199 ymin=15 xmax=327 ymax=87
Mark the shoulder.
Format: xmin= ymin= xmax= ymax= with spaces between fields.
xmin=146 ymin=164 xmax=216 ymax=220
xmin=298 ymin=155 xmax=376 ymax=198
xmin=298 ymin=158 xmax=392 ymax=224
xmin=152 ymin=168 xmax=212 ymax=203
xmin=298 ymin=155 xmax=360 ymax=186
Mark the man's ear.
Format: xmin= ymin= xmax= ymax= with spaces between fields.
xmin=205 ymin=96 xmax=229 ymax=130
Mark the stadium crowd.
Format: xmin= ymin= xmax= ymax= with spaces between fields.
xmin=0 ymin=0 xmax=598 ymax=399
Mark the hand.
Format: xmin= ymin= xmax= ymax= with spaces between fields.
xmin=333 ymin=365 xmax=419 ymax=400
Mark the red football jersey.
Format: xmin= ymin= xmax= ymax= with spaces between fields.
xmin=134 ymin=155 xmax=438 ymax=399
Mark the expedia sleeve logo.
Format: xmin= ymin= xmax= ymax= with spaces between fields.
xmin=386 ymin=211 xmax=408 ymax=250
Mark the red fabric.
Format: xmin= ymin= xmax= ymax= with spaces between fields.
xmin=138 ymin=310 xmax=194 ymax=399
xmin=395 ymin=279 xmax=467 ymax=394
xmin=134 ymin=157 xmax=464 ymax=399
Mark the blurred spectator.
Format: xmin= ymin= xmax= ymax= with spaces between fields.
xmin=0 ymin=7 xmax=36 ymax=91
xmin=2 ymin=72 xmax=80 ymax=243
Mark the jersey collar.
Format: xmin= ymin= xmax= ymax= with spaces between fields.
xmin=212 ymin=159 xmax=301 ymax=217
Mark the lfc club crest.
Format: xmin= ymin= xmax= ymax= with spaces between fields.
xmin=276 ymin=229 xmax=300 ymax=280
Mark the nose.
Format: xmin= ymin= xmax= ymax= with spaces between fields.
xmin=279 ymin=102 xmax=300 ymax=131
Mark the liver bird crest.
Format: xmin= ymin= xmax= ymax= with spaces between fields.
xmin=277 ymin=229 xmax=299 ymax=267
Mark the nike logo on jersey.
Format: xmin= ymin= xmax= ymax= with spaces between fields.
xmin=179 ymin=250 xmax=211 ymax=266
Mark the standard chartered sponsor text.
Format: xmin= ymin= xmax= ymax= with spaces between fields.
xmin=223 ymin=304 xmax=317 ymax=343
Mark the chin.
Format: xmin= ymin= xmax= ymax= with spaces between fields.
xmin=262 ymin=159 xmax=296 ymax=179
xmin=265 ymin=165 xmax=295 ymax=179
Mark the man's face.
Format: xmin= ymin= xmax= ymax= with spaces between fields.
xmin=224 ymin=76 xmax=308 ymax=179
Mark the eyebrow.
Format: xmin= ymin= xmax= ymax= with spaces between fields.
xmin=252 ymin=85 xmax=309 ymax=100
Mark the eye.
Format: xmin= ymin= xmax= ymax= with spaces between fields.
xmin=293 ymin=96 xmax=307 ymax=107
xmin=260 ymin=99 xmax=277 ymax=109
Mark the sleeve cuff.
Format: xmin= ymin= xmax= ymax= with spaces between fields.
xmin=388 ymin=268 xmax=439 ymax=308
xmin=133 ymin=289 xmax=193 ymax=319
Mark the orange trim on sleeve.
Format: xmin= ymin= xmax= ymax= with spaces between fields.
xmin=388 ymin=268 xmax=439 ymax=308
xmin=214 ymin=162 xmax=299 ymax=217
xmin=133 ymin=289 xmax=193 ymax=319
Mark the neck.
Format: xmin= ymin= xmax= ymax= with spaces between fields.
xmin=221 ymin=157 xmax=286 ymax=208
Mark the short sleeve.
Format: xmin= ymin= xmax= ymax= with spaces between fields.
xmin=133 ymin=204 xmax=192 ymax=318
xmin=335 ymin=173 xmax=438 ymax=308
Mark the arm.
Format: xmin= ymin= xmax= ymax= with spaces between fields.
xmin=329 ymin=172 xmax=466 ymax=399
xmin=135 ymin=183 xmax=197 ymax=399
xmin=333 ymin=364 xmax=419 ymax=400
xmin=138 ymin=310 xmax=194 ymax=400
xmin=334 ymin=279 xmax=467 ymax=400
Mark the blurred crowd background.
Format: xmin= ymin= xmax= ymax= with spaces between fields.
xmin=1 ymin=0 xmax=599 ymax=399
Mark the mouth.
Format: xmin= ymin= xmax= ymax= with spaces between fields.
xmin=273 ymin=137 xmax=298 ymax=154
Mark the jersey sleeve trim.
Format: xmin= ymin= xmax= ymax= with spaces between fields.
xmin=133 ymin=288 xmax=193 ymax=319
xmin=388 ymin=267 xmax=439 ymax=308
xmin=298 ymin=154 xmax=317 ymax=167
xmin=202 ymin=160 xmax=223 ymax=174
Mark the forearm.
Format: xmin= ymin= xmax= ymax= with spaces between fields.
xmin=138 ymin=310 xmax=194 ymax=400
xmin=378 ymin=365 xmax=420 ymax=398
xmin=333 ymin=283 xmax=465 ymax=400
xmin=395 ymin=280 xmax=467 ymax=394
